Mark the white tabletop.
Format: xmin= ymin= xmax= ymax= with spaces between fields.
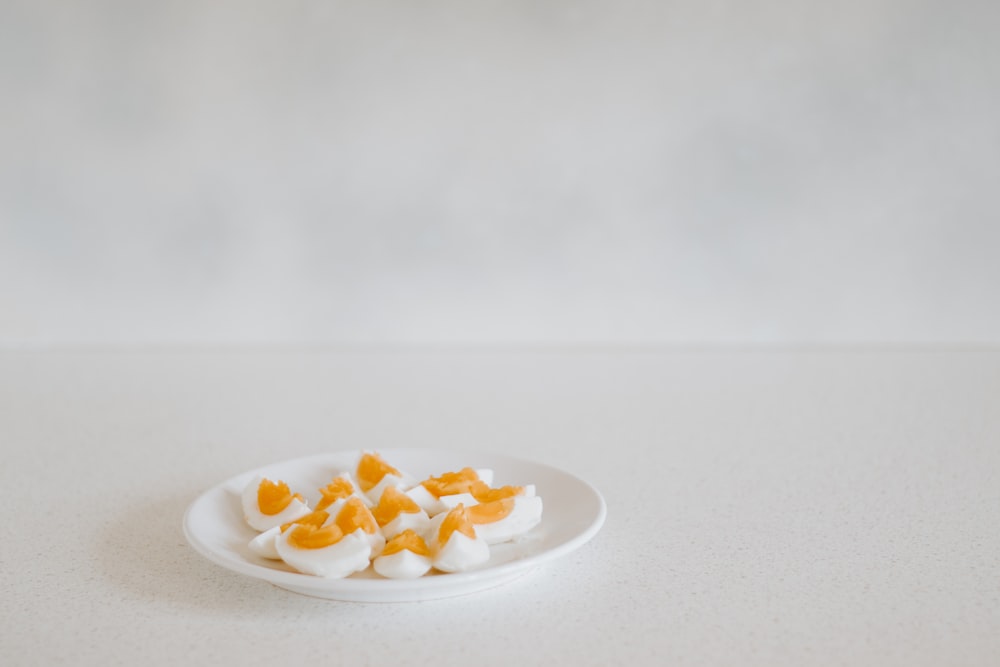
xmin=2 ymin=347 xmax=997 ymax=665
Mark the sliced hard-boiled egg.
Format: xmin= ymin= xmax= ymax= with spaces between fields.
xmin=315 ymin=473 xmax=371 ymax=510
xmin=436 ymin=482 xmax=541 ymax=543
xmin=325 ymin=496 xmax=386 ymax=556
xmin=248 ymin=525 xmax=282 ymax=559
xmin=237 ymin=457 xmax=541 ymax=580
xmin=372 ymin=486 xmax=431 ymax=540
xmin=406 ymin=467 xmax=488 ymax=516
xmin=476 ymin=482 xmax=535 ymax=503
xmin=355 ymin=451 xmax=412 ymax=505
xmin=241 ymin=476 xmax=311 ymax=531
xmin=421 ymin=467 xmax=481 ymax=497
xmin=428 ymin=504 xmax=490 ymax=573
xmin=373 ymin=529 xmax=433 ymax=579
xmin=405 ymin=484 xmax=445 ymax=517
xmin=275 ymin=519 xmax=372 ymax=578
xmin=248 ymin=509 xmax=328 ymax=560
xmin=467 ymin=494 xmax=543 ymax=545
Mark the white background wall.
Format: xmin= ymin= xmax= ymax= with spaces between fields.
xmin=2 ymin=0 xmax=998 ymax=346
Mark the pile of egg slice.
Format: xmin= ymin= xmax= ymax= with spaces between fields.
xmin=240 ymin=452 xmax=544 ymax=579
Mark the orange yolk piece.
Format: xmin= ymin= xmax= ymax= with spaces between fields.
xmin=467 ymin=497 xmax=516 ymax=524
xmin=421 ymin=468 xmax=480 ymax=498
xmin=381 ymin=529 xmax=431 ymax=557
xmin=315 ymin=478 xmax=355 ymax=511
xmin=287 ymin=522 xmax=345 ymax=549
xmin=281 ymin=509 xmax=329 ymax=532
xmin=356 ymin=452 xmax=402 ymax=492
xmin=257 ymin=479 xmax=304 ymax=515
xmin=470 ymin=482 xmax=524 ymax=504
xmin=372 ymin=486 xmax=422 ymax=526
xmin=335 ymin=497 xmax=379 ymax=535
xmin=438 ymin=504 xmax=477 ymax=543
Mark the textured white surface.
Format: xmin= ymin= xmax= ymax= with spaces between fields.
xmin=1 ymin=347 xmax=998 ymax=665
xmin=2 ymin=0 xmax=1000 ymax=345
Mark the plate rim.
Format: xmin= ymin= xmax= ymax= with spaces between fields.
xmin=182 ymin=448 xmax=606 ymax=599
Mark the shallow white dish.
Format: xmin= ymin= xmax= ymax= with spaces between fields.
xmin=183 ymin=449 xmax=606 ymax=602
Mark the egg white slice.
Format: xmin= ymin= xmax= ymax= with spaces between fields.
xmin=437 ymin=492 xmax=478 ymax=511
xmin=432 ymin=531 xmax=490 ymax=573
xmin=373 ymin=548 xmax=433 ymax=579
xmin=405 ymin=484 xmax=447 ymax=517
xmin=241 ymin=476 xmax=312 ymax=531
xmin=470 ymin=495 xmax=544 ymax=545
xmin=316 ymin=472 xmax=373 ymax=509
xmin=318 ymin=497 xmax=348 ymax=521
xmin=427 ymin=505 xmax=491 ymax=573
xmin=323 ymin=497 xmax=386 ymax=557
xmin=380 ymin=509 xmax=431 ymax=541
xmin=433 ymin=483 xmax=543 ymax=545
xmin=362 ymin=473 xmax=411 ymax=506
xmin=438 ymin=484 xmax=535 ymax=512
xmin=275 ymin=527 xmax=372 ymax=578
xmin=247 ymin=525 xmax=282 ymax=560
xmin=424 ymin=508 xmax=448 ymax=541
xmin=354 ymin=451 xmax=417 ymax=505
xmin=351 ymin=527 xmax=385 ymax=558
xmin=405 ymin=469 xmax=498 ymax=517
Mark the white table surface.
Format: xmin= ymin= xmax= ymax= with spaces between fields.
xmin=2 ymin=347 xmax=997 ymax=665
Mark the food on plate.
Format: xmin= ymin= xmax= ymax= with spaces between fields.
xmin=373 ymin=529 xmax=433 ymax=579
xmin=467 ymin=494 xmax=544 ymax=545
xmin=241 ymin=477 xmax=311 ymax=531
xmin=248 ymin=508 xmax=326 ymax=560
xmin=247 ymin=525 xmax=283 ymax=559
xmin=427 ymin=504 xmax=490 ymax=573
xmin=438 ymin=484 xmax=543 ymax=545
xmin=315 ymin=474 xmax=369 ymax=510
xmin=326 ymin=496 xmax=386 ymax=556
xmin=406 ymin=467 xmax=490 ymax=516
xmin=275 ymin=512 xmax=372 ymax=578
xmin=355 ymin=451 xmax=412 ymax=504
xmin=240 ymin=451 xmax=542 ymax=579
xmin=372 ymin=486 xmax=431 ymax=540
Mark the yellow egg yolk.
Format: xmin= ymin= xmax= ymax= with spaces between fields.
xmin=470 ymin=482 xmax=524 ymax=504
xmin=335 ymin=497 xmax=379 ymax=535
xmin=315 ymin=478 xmax=355 ymax=511
xmin=257 ymin=479 xmax=304 ymax=515
xmin=287 ymin=522 xmax=346 ymax=549
xmin=372 ymin=486 xmax=422 ymax=526
xmin=421 ymin=468 xmax=480 ymax=498
xmin=381 ymin=529 xmax=431 ymax=557
xmin=467 ymin=497 xmax=516 ymax=524
xmin=280 ymin=509 xmax=329 ymax=532
xmin=438 ymin=504 xmax=477 ymax=543
xmin=356 ymin=452 xmax=402 ymax=492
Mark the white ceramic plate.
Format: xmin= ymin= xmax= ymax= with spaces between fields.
xmin=183 ymin=449 xmax=606 ymax=602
